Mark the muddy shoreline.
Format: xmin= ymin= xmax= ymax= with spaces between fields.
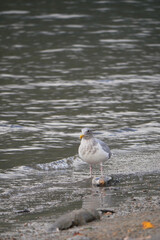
xmin=1 ymin=187 xmax=160 ymax=240
xmin=1 ymin=172 xmax=160 ymax=240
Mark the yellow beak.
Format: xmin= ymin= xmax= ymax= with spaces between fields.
xmin=80 ymin=134 xmax=84 ymax=139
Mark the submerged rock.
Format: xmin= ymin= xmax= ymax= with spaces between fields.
xmin=49 ymin=208 xmax=100 ymax=231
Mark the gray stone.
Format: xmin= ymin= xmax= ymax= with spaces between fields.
xmin=49 ymin=208 xmax=100 ymax=231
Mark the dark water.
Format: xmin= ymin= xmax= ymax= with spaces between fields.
xmin=0 ymin=0 xmax=160 ymax=235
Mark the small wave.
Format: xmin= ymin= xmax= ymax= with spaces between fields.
xmin=0 ymin=73 xmax=28 ymax=79
xmin=36 ymin=157 xmax=75 ymax=170
xmin=100 ymin=39 xmax=138 ymax=43
xmin=113 ymin=128 xmax=137 ymax=133
xmin=0 ymin=124 xmax=39 ymax=136
xmin=34 ymin=13 xmax=88 ymax=20
xmin=0 ymin=10 xmax=29 ymax=15
xmin=0 ymin=166 xmax=33 ymax=179
xmin=0 ymin=157 xmax=85 ymax=179
xmin=37 ymin=156 xmax=84 ymax=171
xmin=37 ymin=159 xmax=70 ymax=171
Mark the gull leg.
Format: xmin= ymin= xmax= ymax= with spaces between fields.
xmin=90 ymin=165 xmax=92 ymax=178
xmin=100 ymin=163 xmax=103 ymax=176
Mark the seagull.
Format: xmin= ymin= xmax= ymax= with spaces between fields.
xmin=78 ymin=128 xmax=111 ymax=177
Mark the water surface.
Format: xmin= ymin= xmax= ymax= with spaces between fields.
xmin=0 ymin=0 xmax=160 ymax=235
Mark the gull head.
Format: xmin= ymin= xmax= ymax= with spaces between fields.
xmin=80 ymin=128 xmax=93 ymax=140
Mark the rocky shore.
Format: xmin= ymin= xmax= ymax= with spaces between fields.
xmin=1 ymin=193 xmax=160 ymax=240
xmin=1 ymin=173 xmax=160 ymax=240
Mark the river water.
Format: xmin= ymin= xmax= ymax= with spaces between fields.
xmin=0 ymin=0 xmax=160 ymax=236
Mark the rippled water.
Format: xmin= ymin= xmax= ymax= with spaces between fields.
xmin=0 ymin=0 xmax=160 ymax=235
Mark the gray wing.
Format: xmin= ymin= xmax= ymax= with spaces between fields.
xmin=96 ymin=139 xmax=112 ymax=158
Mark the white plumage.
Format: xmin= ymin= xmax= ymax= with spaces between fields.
xmin=78 ymin=128 xmax=111 ymax=177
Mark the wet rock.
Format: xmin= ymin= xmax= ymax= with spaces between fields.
xmin=67 ymin=236 xmax=91 ymax=240
xmin=16 ymin=209 xmax=30 ymax=214
xmin=92 ymin=176 xmax=112 ymax=187
xmin=49 ymin=208 xmax=100 ymax=231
